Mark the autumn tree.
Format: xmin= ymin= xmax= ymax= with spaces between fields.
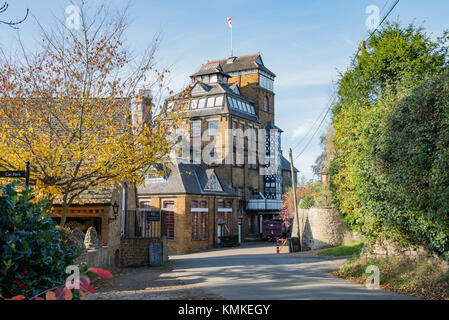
xmin=312 ymin=124 xmax=334 ymax=177
xmin=0 ymin=0 xmax=187 ymax=225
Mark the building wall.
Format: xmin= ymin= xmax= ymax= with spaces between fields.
xmin=281 ymin=169 xmax=298 ymax=194
xmin=137 ymin=194 xmax=238 ymax=254
xmin=228 ymin=73 xmax=275 ymax=127
xmin=182 ymin=110 xmax=267 ymax=240
xmin=119 ymin=238 xmax=162 ymax=267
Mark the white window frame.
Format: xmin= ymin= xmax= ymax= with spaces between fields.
xmin=191 ymin=120 xmax=201 ymax=137
xmin=208 ymin=120 xmax=219 ymax=136
xmin=215 ymin=96 xmax=224 ymax=107
xmin=207 ymin=97 xmax=215 ymax=108
xmin=198 ymin=98 xmax=207 ymax=108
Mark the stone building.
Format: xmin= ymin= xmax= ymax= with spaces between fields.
xmin=137 ymin=53 xmax=297 ymax=252
xmin=52 ymin=184 xmax=137 ymax=248
xmin=138 ymin=163 xmax=238 ymax=254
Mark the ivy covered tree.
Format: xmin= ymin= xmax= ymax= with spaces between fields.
xmin=331 ymin=22 xmax=449 ymax=257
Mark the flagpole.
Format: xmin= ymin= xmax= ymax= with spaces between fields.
xmin=231 ymin=26 xmax=233 ymax=57
xmin=227 ymin=17 xmax=233 ymax=57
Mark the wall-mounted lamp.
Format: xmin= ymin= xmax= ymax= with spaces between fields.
xmin=109 ymin=201 xmax=120 ymax=222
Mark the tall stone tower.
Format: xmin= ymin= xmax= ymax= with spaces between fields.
xmin=207 ymin=53 xmax=276 ymax=127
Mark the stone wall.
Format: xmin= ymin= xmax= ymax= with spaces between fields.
xmin=74 ymin=245 xmax=120 ymax=269
xmin=292 ymin=207 xmax=359 ymax=251
xmin=362 ymin=239 xmax=449 ymax=269
xmin=361 ymin=239 xmax=449 ymax=271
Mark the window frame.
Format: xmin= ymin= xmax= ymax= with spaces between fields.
xmin=208 ymin=120 xmax=219 ymax=136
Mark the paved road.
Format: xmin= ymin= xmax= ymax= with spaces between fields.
xmin=169 ymin=242 xmax=413 ymax=300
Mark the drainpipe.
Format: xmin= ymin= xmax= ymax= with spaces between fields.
xmin=120 ymin=182 xmax=127 ymax=238
xmin=213 ymin=196 xmax=216 ymax=248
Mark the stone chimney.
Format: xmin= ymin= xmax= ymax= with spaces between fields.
xmin=134 ymin=89 xmax=153 ymax=128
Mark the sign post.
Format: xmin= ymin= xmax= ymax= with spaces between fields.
xmin=0 ymin=162 xmax=32 ymax=188
xmin=25 ymin=161 xmax=30 ymax=188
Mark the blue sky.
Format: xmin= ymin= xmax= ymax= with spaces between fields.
xmin=1 ymin=0 xmax=449 ymax=179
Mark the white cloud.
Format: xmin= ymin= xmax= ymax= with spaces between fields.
xmin=276 ymin=67 xmax=337 ymax=88
xmin=292 ymin=119 xmax=315 ymax=139
xmin=276 ymin=96 xmax=329 ymax=110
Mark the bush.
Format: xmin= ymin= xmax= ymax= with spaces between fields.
xmin=0 ymin=183 xmax=77 ymax=298
xmin=299 ymin=195 xmax=314 ymax=209
xmin=373 ymin=74 xmax=449 ymax=257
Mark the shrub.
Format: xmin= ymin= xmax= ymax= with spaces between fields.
xmin=299 ymin=195 xmax=314 ymax=209
xmin=0 ymin=183 xmax=77 ymax=298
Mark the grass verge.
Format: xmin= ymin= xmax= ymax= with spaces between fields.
xmin=332 ymin=255 xmax=449 ymax=300
xmin=318 ymin=242 xmax=364 ymax=257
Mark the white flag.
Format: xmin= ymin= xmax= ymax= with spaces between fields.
xmin=227 ymin=17 xmax=232 ymax=28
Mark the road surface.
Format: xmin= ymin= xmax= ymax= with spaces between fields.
xmin=168 ymin=242 xmax=413 ymax=300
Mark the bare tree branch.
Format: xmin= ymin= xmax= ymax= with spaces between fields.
xmin=0 ymin=2 xmax=28 ymax=29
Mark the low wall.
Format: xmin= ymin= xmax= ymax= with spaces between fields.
xmin=362 ymin=239 xmax=449 ymax=271
xmin=74 ymin=245 xmax=120 ymax=269
xmin=298 ymin=207 xmax=360 ymax=251
xmin=119 ymin=238 xmax=168 ymax=268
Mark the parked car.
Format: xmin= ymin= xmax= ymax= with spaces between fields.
xmin=262 ymin=220 xmax=284 ymax=241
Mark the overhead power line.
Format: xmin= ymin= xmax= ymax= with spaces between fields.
xmin=291 ymin=0 xmax=400 ymax=163
xmin=294 ymin=93 xmax=336 ymax=162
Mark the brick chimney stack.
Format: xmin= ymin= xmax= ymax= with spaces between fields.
xmin=134 ymin=89 xmax=152 ymax=128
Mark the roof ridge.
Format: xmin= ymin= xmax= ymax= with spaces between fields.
xmin=207 ymin=53 xmax=260 ymax=64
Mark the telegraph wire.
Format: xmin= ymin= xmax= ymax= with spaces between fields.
xmin=294 ymin=93 xmax=336 ymax=162
xmin=291 ymin=0 xmax=400 ymax=162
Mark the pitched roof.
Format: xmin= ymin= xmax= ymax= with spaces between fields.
xmin=138 ymin=163 xmax=237 ymax=197
xmin=190 ymin=63 xmax=231 ymax=78
xmin=280 ymin=155 xmax=299 ymax=173
xmin=53 ymin=188 xmax=115 ymax=206
xmin=206 ymin=53 xmax=276 ymax=77
xmin=264 ymin=122 xmax=284 ymax=133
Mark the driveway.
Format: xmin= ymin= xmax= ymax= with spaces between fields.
xmin=169 ymin=242 xmax=413 ymax=300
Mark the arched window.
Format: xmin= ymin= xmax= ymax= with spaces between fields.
xmin=264 ymin=96 xmax=269 ymax=112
